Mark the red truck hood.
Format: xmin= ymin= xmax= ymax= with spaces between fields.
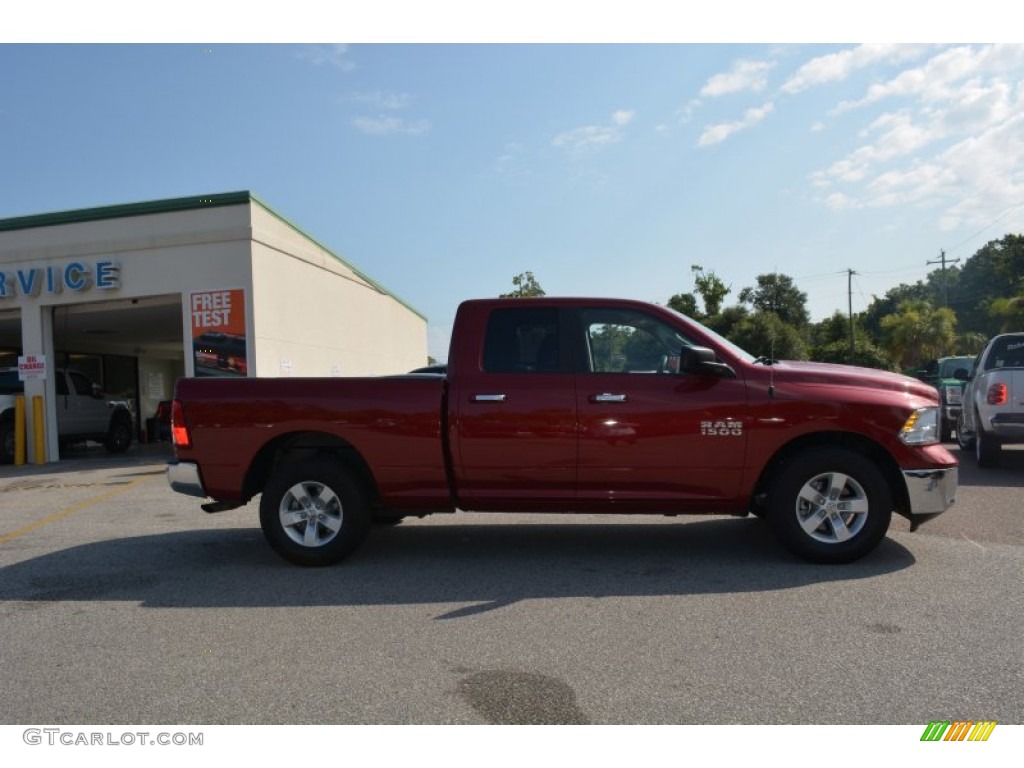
xmin=770 ymin=361 xmax=939 ymax=402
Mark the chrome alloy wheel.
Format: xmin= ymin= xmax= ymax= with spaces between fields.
xmin=794 ymin=471 xmax=869 ymax=544
xmin=278 ymin=480 xmax=344 ymax=548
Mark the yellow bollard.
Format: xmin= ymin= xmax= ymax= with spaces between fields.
xmin=32 ymin=395 xmax=45 ymax=465
xmin=14 ymin=394 xmax=26 ymax=466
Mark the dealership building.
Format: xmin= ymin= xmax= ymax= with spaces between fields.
xmin=0 ymin=191 xmax=428 ymax=463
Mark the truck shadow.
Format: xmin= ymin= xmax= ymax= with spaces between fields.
xmin=0 ymin=518 xmax=915 ymax=617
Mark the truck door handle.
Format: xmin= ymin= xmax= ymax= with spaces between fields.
xmin=590 ymin=393 xmax=628 ymax=403
xmin=471 ymin=394 xmax=507 ymax=402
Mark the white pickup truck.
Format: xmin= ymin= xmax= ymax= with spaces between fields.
xmin=956 ymin=332 xmax=1024 ymax=467
xmin=0 ymin=367 xmax=134 ymax=463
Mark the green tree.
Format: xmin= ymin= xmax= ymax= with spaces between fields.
xmin=738 ymin=273 xmax=809 ymax=328
xmin=990 ymin=294 xmax=1024 ymax=332
xmin=946 ymin=234 xmax=1024 ymax=336
xmin=728 ymin=311 xmax=807 ymax=361
xmin=500 ymin=271 xmax=546 ymax=298
xmin=880 ymin=300 xmax=957 ymax=369
xmin=668 ymin=265 xmax=730 ymax=320
xmin=812 ymin=339 xmax=896 ymax=370
xmin=667 ymin=291 xmax=701 ymax=319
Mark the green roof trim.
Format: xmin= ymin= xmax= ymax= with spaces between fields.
xmin=0 ymin=191 xmax=254 ymax=232
xmin=0 ymin=190 xmax=427 ymax=322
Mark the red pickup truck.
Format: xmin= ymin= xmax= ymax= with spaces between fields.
xmin=167 ymin=297 xmax=957 ymax=566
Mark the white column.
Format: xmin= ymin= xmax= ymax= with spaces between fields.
xmin=20 ymin=304 xmax=59 ymax=463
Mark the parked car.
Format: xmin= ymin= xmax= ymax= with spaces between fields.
xmin=919 ymin=356 xmax=975 ymax=442
xmin=0 ymin=368 xmax=134 ymax=463
xmin=956 ymin=332 xmax=1024 ymax=467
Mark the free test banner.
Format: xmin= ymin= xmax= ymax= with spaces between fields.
xmin=189 ymin=288 xmax=248 ymax=377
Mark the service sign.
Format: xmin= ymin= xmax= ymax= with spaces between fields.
xmin=17 ymin=354 xmax=47 ymax=381
xmin=190 ymin=288 xmax=248 ymax=378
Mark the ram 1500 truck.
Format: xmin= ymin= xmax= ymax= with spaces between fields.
xmin=167 ymin=297 xmax=957 ymax=566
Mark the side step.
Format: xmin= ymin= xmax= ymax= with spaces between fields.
xmin=201 ymin=500 xmax=243 ymax=514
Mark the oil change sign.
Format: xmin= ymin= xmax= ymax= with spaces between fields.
xmin=17 ymin=354 xmax=47 ymax=381
xmin=190 ymin=288 xmax=248 ymax=377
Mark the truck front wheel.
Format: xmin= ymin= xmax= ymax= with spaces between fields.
xmin=259 ymin=459 xmax=371 ymax=566
xmin=766 ymin=449 xmax=892 ymax=564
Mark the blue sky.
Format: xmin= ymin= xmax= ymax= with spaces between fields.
xmin=4 ymin=9 xmax=1024 ymax=362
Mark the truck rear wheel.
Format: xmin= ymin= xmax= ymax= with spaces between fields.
xmin=259 ymin=459 xmax=371 ymax=566
xmin=975 ymin=425 xmax=1002 ymax=468
xmin=766 ymin=448 xmax=892 ymax=564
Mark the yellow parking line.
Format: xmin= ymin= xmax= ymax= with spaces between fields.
xmin=0 ymin=476 xmax=152 ymax=545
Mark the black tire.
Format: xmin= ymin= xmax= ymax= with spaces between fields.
xmin=975 ymin=425 xmax=1002 ymax=468
xmin=259 ymin=459 xmax=371 ymax=566
xmin=0 ymin=422 xmax=14 ymax=465
xmin=955 ymin=412 xmax=974 ymax=450
xmin=766 ymin=448 xmax=893 ymax=564
xmin=104 ymin=413 xmax=133 ymax=453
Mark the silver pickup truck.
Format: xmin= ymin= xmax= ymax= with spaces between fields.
xmin=956 ymin=332 xmax=1024 ymax=467
xmin=0 ymin=368 xmax=134 ymax=463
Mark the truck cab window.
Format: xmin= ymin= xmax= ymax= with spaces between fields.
xmin=482 ymin=307 xmax=561 ymax=373
xmin=581 ymin=308 xmax=693 ymax=374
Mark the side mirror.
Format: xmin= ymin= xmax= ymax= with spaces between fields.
xmin=91 ymin=383 xmax=104 ymax=399
xmin=679 ymin=346 xmax=736 ymax=378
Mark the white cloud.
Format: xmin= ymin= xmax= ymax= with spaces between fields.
xmin=552 ymin=109 xmax=635 ymax=153
xmin=700 ymin=59 xmax=775 ymax=97
xmin=697 ymin=102 xmax=774 ymax=147
xmin=297 ymin=44 xmax=355 ymax=71
xmin=781 ymin=44 xmax=928 ymax=94
xmin=612 ymin=109 xmax=635 ymax=126
xmin=351 ymin=116 xmax=430 ymax=136
xmin=809 ymin=44 xmax=1024 ymax=228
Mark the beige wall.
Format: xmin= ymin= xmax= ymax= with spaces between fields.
xmin=249 ymin=203 xmax=427 ymax=376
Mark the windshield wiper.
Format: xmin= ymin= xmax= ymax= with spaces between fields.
xmin=753 ymin=356 xmax=779 ymax=365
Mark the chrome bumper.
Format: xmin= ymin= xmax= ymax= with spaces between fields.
xmin=167 ymin=461 xmax=207 ymax=498
xmin=902 ymin=466 xmax=958 ymax=516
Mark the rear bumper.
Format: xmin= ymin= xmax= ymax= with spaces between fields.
xmin=167 ymin=460 xmax=207 ymax=498
xmin=990 ymin=413 xmax=1024 ymax=442
xmin=902 ymin=466 xmax=957 ymax=524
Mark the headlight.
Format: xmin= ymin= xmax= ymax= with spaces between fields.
xmin=900 ymin=407 xmax=940 ymax=445
xmin=944 ymin=385 xmax=962 ymax=405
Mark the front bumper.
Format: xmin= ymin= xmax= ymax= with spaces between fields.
xmin=902 ymin=466 xmax=957 ymax=522
xmin=167 ymin=460 xmax=207 ymax=498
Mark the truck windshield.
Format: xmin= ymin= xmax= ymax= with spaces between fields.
xmin=667 ymin=310 xmax=757 ymax=364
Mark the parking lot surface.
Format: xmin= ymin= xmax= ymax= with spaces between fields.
xmin=1 ymin=443 xmax=1021 ymax=724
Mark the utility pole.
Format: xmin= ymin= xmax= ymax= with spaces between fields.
xmin=847 ymin=268 xmax=857 ymax=365
xmin=926 ymin=249 xmax=960 ymax=307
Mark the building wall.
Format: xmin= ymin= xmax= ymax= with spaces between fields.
xmin=0 ymin=194 xmax=429 ymax=461
xmin=249 ymin=202 xmax=427 ymax=376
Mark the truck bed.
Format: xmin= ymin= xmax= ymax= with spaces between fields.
xmin=173 ymin=375 xmax=450 ymax=509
